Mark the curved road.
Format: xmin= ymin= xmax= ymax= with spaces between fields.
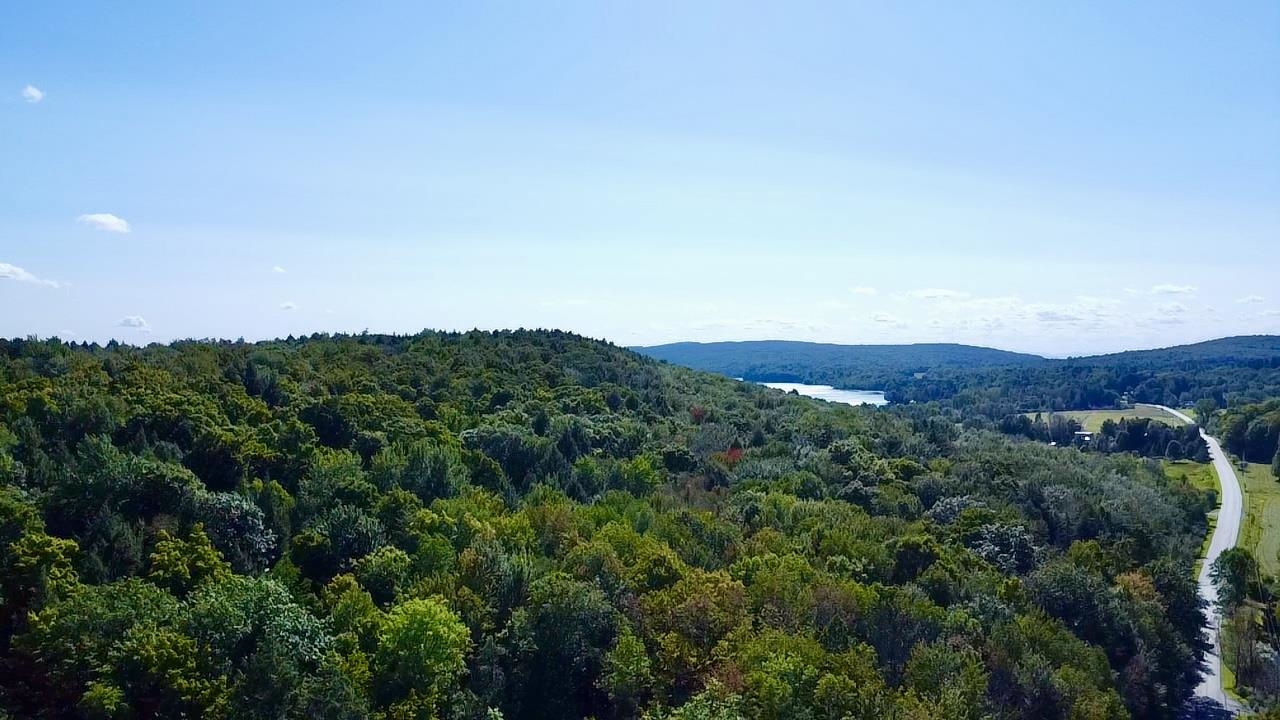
xmin=1143 ymin=405 xmax=1243 ymax=711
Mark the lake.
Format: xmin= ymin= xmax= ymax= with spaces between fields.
xmin=760 ymin=382 xmax=888 ymax=407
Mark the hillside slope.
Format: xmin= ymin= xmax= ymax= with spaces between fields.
xmin=0 ymin=330 xmax=1211 ymax=719
xmin=639 ymin=336 xmax=1280 ymax=413
xmin=1075 ymin=335 xmax=1280 ymax=366
xmin=635 ymin=340 xmax=1044 ymax=387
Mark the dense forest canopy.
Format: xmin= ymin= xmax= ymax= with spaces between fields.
xmin=0 ymin=331 xmax=1217 ymax=718
xmin=638 ymin=336 xmax=1280 ymax=416
xmin=1212 ymin=399 xmax=1280 ymax=468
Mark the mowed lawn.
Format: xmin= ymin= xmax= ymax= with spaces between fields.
xmin=1238 ymin=462 xmax=1280 ymax=578
xmin=1029 ymin=406 xmax=1188 ymax=432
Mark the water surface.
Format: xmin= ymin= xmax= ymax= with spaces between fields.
xmin=761 ymin=382 xmax=888 ymax=406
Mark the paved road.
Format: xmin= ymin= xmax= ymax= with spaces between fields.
xmin=1144 ymin=405 xmax=1243 ymax=711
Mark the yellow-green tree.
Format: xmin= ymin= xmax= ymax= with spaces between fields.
xmin=147 ymin=524 xmax=232 ymax=596
xmin=373 ymin=597 xmax=469 ymax=716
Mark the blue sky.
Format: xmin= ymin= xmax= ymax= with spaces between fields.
xmin=2 ymin=1 xmax=1278 ymax=356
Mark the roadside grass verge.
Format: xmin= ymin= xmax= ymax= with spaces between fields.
xmin=1222 ymin=660 xmax=1241 ymax=703
xmin=1168 ymin=456 xmax=1274 ymax=706
xmin=1237 ymin=461 xmax=1280 ymax=579
xmin=1164 ymin=460 xmax=1218 ymax=576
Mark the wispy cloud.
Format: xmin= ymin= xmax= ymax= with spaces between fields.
xmin=78 ymin=213 xmax=131 ymax=233
xmin=1148 ymin=302 xmax=1189 ymax=324
xmin=871 ymin=312 xmax=907 ymax=328
xmin=914 ymin=295 xmax=1122 ymax=336
xmin=1150 ymin=284 xmax=1197 ymax=295
xmin=928 ymin=315 xmax=1008 ymax=333
xmin=0 ymin=262 xmax=61 ymax=288
xmin=118 ymin=315 xmax=151 ymax=331
xmin=21 ymin=85 xmax=44 ymax=103
xmin=1035 ymin=309 xmax=1086 ymax=324
xmin=849 ymin=286 xmax=877 ymax=296
xmin=741 ymin=318 xmax=826 ymax=333
xmin=683 ymin=317 xmax=830 ymax=338
xmin=1236 ymin=295 xmax=1264 ymax=304
xmin=280 ymin=301 xmax=297 ymax=310
xmin=272 ymin=265 xmax=287 ymax=274
xmin=961 ymin=296 xmax=1024 ymax=312
xmin=905 ymin=288 xmax=970 ymax=300
xmin=1262 ymin=310 xmax=1280 ymax=318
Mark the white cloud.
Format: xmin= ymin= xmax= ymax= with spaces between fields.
xmin=906 ymin=288 xmax=970 ymax=300
xmin=1035 ymin=309 xmax=1085 ymax=324
xmin=0 ymin=262 xmax=60 ymax=288
xmin=962 ymin=295 xmax=1024 ymax=312
xmin=929 ymin=297 xmax=1122 ymax=336
xmin=280 ymin=301 xmax=297 ymax=310
xmin=21 ymin=85 xmax=43 ymax=103
xmin=1262 ymin=310 xmax=1280 ymax=318
xmin=742 ymin=318 xmax=825 ymax=333
xmin=682 ymin=317 xmax=830 ymax=338
xmin=1150 ymin=284 xmax=1197 ymax=295
xmin=871 ymin=312 xmax=907 ymax=327
xmin=118 ymin=315 xmax=150 ymax=331
xmin=1237 ymin=295 xmax=1264 ymax=304
xmin=77 ymin=213 xmax=131 ymax=233
xmin=849 ymin=286 xmax=877 ymax=296
xmin=1145 ymin=302 xmax=1189 ymax=325
xmin=272 ymin=265 xmax=287 ymax=274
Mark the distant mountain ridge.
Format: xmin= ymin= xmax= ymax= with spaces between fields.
xmin=634 ymin=336 xmax=1280 ymax=410
xmin=1063 ymin=335 xmax=1280 ymax=365
xmin=633 ymin=340 xmax=1044 ymax=385
xmin=636 ymin=336 xmax=1280 ymax=375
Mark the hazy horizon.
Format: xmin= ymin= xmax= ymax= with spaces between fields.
xmin=631 ymin=334 xmax=1280 ymax=361
xmin=7 ymin=326 xmax=1277 ymax=363
xmin=4 ymin=2 xmax=1278 ymax=356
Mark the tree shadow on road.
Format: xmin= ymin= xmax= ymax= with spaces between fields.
xmin=1180 ymin=696 xmax=1239 ymax=719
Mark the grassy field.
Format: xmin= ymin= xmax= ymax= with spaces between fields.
xmin=1165 ymin=459 xmax=1280 ymax=578
xmin=1028 ymin=406 xmax=1187 ymax=432
xmin=1165 ymin=461 xmax=1219 ymax=572
xmin=1165 ymin=460 xmax=1218 ymax=494
xmin=1238 ymin=461 xmax=1280 ymax=578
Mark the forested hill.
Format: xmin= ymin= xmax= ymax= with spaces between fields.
xmin=1071 ymin=335 xmax=1280 ymax=366
xmin=634 ymin=340 xmax=1045 ymax=387
xmin=909 ymin=335 xmax=1280 ymax=414
xmin=639 ymin=336 xmax=1280 ymax=415
xmin=0 ymin=331 xmax=1211 ymax=719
